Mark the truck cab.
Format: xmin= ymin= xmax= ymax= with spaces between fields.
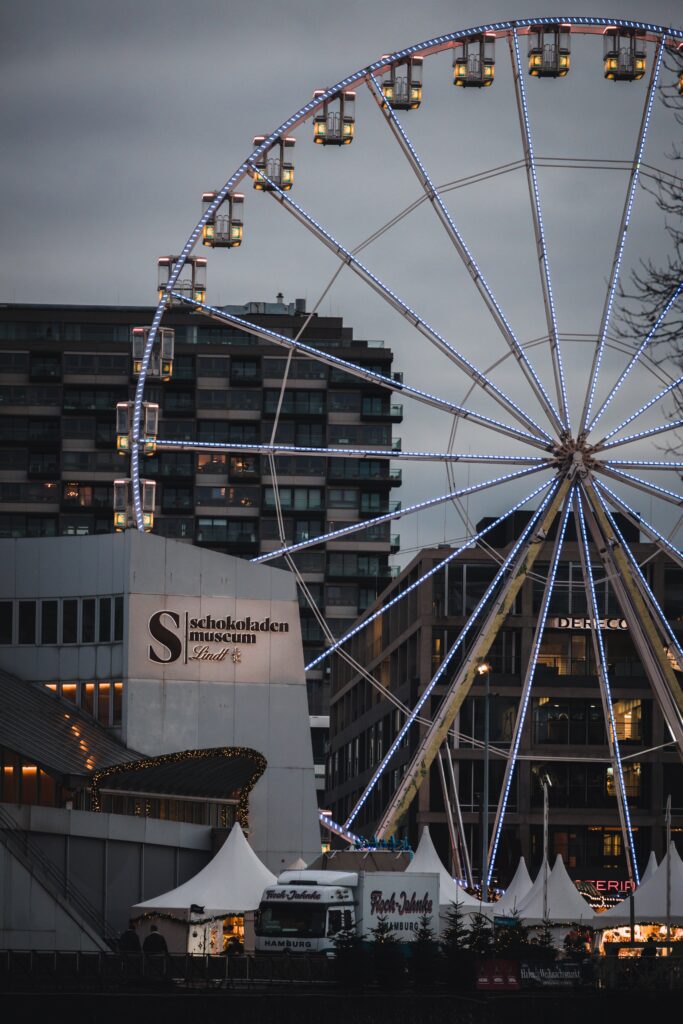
xmin=255 ymin=870 xmax=357 ymax=955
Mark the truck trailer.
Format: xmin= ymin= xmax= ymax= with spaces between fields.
xmin=255 ymin=868 xmax=440 ymax=955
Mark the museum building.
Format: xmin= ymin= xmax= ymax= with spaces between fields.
xmin=0 ymin=531 xmax=319 ymax=948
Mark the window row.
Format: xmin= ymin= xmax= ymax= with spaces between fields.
xmin=0 ymin=596 xmax=124 ymax=646
xmin=44 ymin=679 xmax=123 ymax=727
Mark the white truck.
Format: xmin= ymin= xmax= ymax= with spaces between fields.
xmin=255 ymin=868 xmax=439 ymax=955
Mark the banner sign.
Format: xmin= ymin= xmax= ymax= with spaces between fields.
xmin=520 ymin=962 xmax=581 ymax=987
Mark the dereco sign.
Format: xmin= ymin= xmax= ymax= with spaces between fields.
xmin=148 ymin=610 xmax=291 ymax=665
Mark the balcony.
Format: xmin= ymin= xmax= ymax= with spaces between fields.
xmin=360 ymin=399 xmax=404 ymax=423
xmin=390 ymin=533 xmax=400 ymax=554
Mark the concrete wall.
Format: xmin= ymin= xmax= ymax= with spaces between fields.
xmin=0 ymin=804 xmax=212 ymax=942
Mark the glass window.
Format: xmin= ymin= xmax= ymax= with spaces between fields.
xmin=81 ymin=598 xmax=95 ymax=643
xmin=62 ymin=600 xmax=78 ymax=643
xmin=98 ymin=597 xmax=111 ymax=642
xmin=113 ymin=682 xmax=123 ymax=726
xmin=114 ymin=597 xmax=123 ymax=641
xmin=82 ymin=682 xmax=95 ymax=716
xmin=41 ymin=600 xmax=58 ymax=644
xmin=0 ymin=602 xmax=12 ymax=644
xmin=18 ymin=601 xmax=36 ymax=644
xmin=97 ymin=683 xmax=110 ymax=725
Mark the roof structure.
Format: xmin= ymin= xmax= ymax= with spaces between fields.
xmin=0 ymin=667 xmax=134 ymax=778
xmin=516 ymin=856 xmax=595 ymax=925
xmin=406 ymin=826 xmax=488 ymax=911
xmin=491 ymin=857 xmax=533 ymax=916
xmin=133 ymin=821 xmax=276 ymax=916
xmin=597 ymin=844 xmax=683 ymax=927
xmin=640 ymin=851 xmax=658 ymax=885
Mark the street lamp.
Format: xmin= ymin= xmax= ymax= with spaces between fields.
xmin=477 ymin=662 xmax=492 ymax=893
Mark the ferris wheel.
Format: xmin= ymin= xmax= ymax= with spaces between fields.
xmin=125 ymin=17 xmax=683 ymax=887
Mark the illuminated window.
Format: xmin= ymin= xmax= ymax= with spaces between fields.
xmin=613 ymin=699 xmax=642 ymax=743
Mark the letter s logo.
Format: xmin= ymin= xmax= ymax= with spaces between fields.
xmin=148 ymin=610 xmax=182 ymax=664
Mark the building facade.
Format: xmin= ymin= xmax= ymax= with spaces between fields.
xmin=0 ymin=300 xmax=403 ymax=796
xmin=325 ymin=513 xmax=683 ymax=891
xmin=0 ymin=531 xmax=320 ymax=873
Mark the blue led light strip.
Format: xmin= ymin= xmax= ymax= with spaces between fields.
xmin=511 ymin=29 xmax=569 ymax=432
xmin=594 ymin=480 xmax=683 ymax=570
xmin=251 ymin=170 xmax=554 ymax=444
xmin=366 ymin=71 xmax=562 ymax=437
xmin=575 ymin=488 xmax=639 ymax=884
xmin=588 ymin=281 xmax=683 ymax=435
xmin=254 ymin=465 xmax=548 ymax=564
xmin=153 ymin=438 xmax=549 ymax=464
xmin=595 ymin=465 xmax=683 ymax=508
xmin=598 ymin=373 xmax=683 ymax=446
xmin=306 ymin=476 xmax=555 ymax=672
xmin=580 ymin=39 xmax=665 ymax=434
xmin=486 ymin=489 xmax=574 ymax=885
xmin=593 ymin=489 xmax=683 ymax=671
xmin=598 ymin=417 xmax=683 ymax=453
xmin=344 ymin=480 xmax=560 ymax=829
xmin=318 ymin=812 xmax=361 ymax=845
xmin=601 ymin=460 xmax=683 ymax=470
xmin=172 ymin=293 xmax=550 ymax=449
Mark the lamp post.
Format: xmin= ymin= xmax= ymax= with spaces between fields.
xmin=478 ymin=662 xmax=491 ymax=893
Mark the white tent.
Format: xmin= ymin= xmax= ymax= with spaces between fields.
xmin=640 ymin=851 xmax=658 ymax=885
xmin=406 ymin=826 xmax=489 ymax=912
xmin=133 ymin=822 xmax=276 ymax=916
xmin=491 ymin=858 xmax=533 ymax=917
xmin=597 ymin=843 xmax=683 ymax=927
xmin=286 ymin=857 xmax=308 ymax=871
xmin=515 ymin=855 xmax=595 ymax=925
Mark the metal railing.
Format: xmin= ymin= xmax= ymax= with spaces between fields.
xmin=0 ymin=805 xmax=117 ymax=948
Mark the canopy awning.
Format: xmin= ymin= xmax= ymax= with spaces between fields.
xmin=406 ymin=826 xmax=490 ymax=912
xmin=133 ymin=821 xmax=276 ymax=916
xmin=515 ymin=855 xmax=595 ymax=925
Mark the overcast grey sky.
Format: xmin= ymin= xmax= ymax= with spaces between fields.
xmin=1 ymin=1 xmax=681 ymax=555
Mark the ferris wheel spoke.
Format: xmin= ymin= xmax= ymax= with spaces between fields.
xmin=509 ymin=29 xmax=570 ymax=432
xmin=254 ymin=464 xmax=550 ymax=564
xmin=588 ymin=281 xmax=683 ymax=435
xmin=153 ymin=438 xmax=550 ymax=464
xmin=590 ymin=484 xmax=683 ymax=711
xmin=593 ymin=464 xmax=683 ymax=508
xmin=307 ymin=476 xmax=555 ymax=674
xmin=364 ymin=72 xmax=563 ymax=439
xmin=596 ymin=418 xmax=683 ymax=453
xmin=579 ymin=39 xmax=665 ymax=435
xmin=347 ymin=476 xmax=568 ymax=833
xmin=171 ymin=292 xmax=551 ymax=449
xmin=249 ymin=166 xmax=555 ymax=444
xmin=595 ymin=479 xmax=683 ymax=571
xmin=600 ymin=460 xmax=683 ymax=471
xmin=597 ymin=372 xmax=683 ymax=446
xmin=487 ymin=487 xmax=575 ymax=885
xmin=574 ymin=487 xmax=640 ymax=882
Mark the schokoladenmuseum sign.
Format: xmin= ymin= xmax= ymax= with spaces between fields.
xmin=148 ymin=609 xmax=291 ymax=665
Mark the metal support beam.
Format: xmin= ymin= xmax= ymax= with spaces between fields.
xmin=582 ymin=479 xmax=683 ymax=755
xmin=574 ymin=487 xmax=638 ymax=883
xmin=375 ymin=474 xmax=572 ymax=838
xmin=437 ymin=748 xmax=463 ymax=881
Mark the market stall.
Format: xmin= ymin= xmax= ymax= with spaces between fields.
xmin=514 ymin=855 xmax=595 ymax=941
xmin=595 ymin=843 xmax=683 ymax=951
xmin=406 ymin=826 xmax=491 ymax=919
xmin=131 ymin=821 xmax=276 ymax=953
xmin=490 ymin=857 xmax=533 ymax=917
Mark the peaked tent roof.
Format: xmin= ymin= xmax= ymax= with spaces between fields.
xmin=406 ymin=826 xmax=486 ymax=910
xmin=516 ymin=856 xmax=594 ymax=925
xmin=287 ymin=857 xmax=308 ymax=871
xmin=492 ymin=858 xmax=533 ymax=916
xmin=598 ymin=843 xmax=683 ymax=926
xmin=133 ymin=822 xmax=276 ymax=915
xmin=640 ymin=851 xmax=658 ymax=885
